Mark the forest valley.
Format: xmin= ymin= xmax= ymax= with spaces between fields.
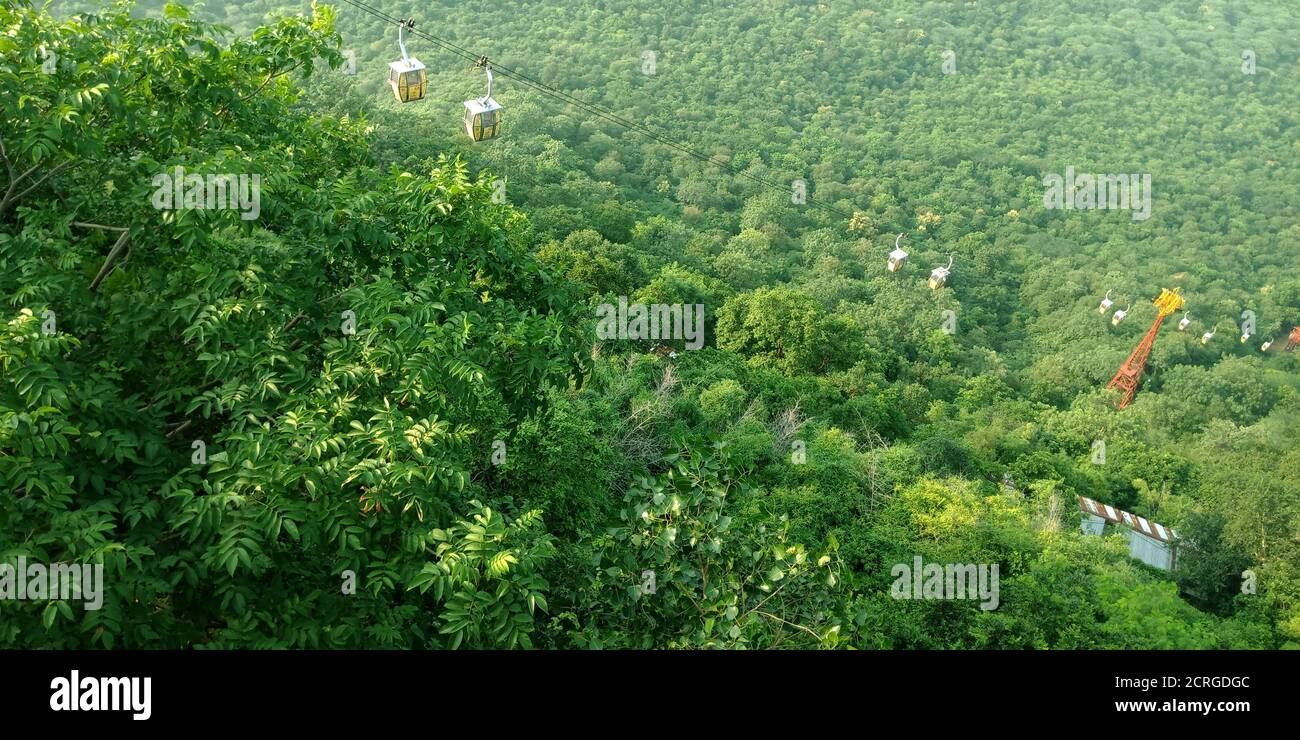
xmin=0 ymin=0 xmax=1297 ymax=649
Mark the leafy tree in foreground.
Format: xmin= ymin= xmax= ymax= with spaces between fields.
xmin=0 ymin=0 xmax=585 ymax=647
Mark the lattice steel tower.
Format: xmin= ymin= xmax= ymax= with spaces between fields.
xmin=1106 ymin=288 xmax=1186 ymax=408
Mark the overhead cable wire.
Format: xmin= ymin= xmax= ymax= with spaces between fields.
xmin=334 ymin=0 xmax=859 ymax=221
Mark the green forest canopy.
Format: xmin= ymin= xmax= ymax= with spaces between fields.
xmin=1 ymin=0 xmax=1297 ymax=648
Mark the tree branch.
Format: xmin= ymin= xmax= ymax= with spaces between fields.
xmin=213 ymin=60 xmax=308 ymax=119
xmin=240 ymin=60 xmax=305 ymax=102
xmin=755 ymin=610 xmax=820 ymax=640
xmin=72 ymin=222 xmax=134 ymax=292
xmin=1 ymin=159 xmax=76 ymax=214
xmin=13 ymin=162 xmax=41 ymax=185
xmin=73 ymin=221 xmax=129 ymax=232
xmin=281 ymin=312 xmax=307 ymax=334
xmin=0 ymin=134 xmax=12 ymax=181
xmin=90 ymin=230 xmax=132 ymax=292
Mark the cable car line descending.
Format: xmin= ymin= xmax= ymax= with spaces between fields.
xmin=334 ymin=0 xmax=858 ymax=221
xmin=342 ymin=2 xmax=1268 ymax=368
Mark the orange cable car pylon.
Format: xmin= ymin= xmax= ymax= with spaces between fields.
xmin=1287 ymin=326 xmax=1300 ymax=351
xmin=1106 ymin=288 xmax=1185 ymax=408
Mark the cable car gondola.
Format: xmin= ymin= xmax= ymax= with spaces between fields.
xmin=887 ymin=233 xmax=908 ymax=272
xmin=928 ymin=256 xmax=953 ymax=289
xmin=1178 ymin=312 xmax=1191 ymax=331
xmin=1098 ymin=290 xmax=1114 ymax=314
xmin=464 ymin=58 xmax=503 ymax=142
xmin=388 ymin=19 xmax=427 ymax=103
xmin=1111 ymin=304 xmax=1130 ymax=326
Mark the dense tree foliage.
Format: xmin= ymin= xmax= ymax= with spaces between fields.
xmin=2 ymin=0 xmax=1297 ymax=648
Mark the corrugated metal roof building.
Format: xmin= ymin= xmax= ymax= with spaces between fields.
xmin=1077 ymin=496 xmax=1178 ymax=571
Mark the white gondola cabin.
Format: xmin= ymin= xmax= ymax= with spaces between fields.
xmin=1098 ymin=290 xmax=1114 ymax=314
xmin=464 ymin=62 xmax=502 ymax=141
xmin=1261 ymin=339 xmax=1273 ymax=352
xmin=1178 ymin=312 xmax=1191 ymax=331
xmin=1111 ymin=305 xmax=1130 ymax=326
xmin=928 ymin=256 xmax=953 ymax=289
xmin=887 ymin=233 xmax=908 ymax=272
xmin=1201 ymin=329 xmax=1215 ymax=345
xmin=388 ymin=20 xmax=426 ymax=103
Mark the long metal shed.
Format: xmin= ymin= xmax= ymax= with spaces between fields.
xmin=1077 ymin=496 xmax=1179 ymax=571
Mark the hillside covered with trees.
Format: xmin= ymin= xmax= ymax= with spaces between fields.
xmin=1 ymin=0 xmax=1297 ymax=648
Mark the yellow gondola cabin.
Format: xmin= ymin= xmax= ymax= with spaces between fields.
xmin=464 ymin=63 xmax=502 ymax=141
xmin=388 ymin=20 xmax=426 ymax=103
xmin=928 ymin=256 xmax=953 ymax=289
xmin=887 ymin=233 xmax=908 ymax=272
